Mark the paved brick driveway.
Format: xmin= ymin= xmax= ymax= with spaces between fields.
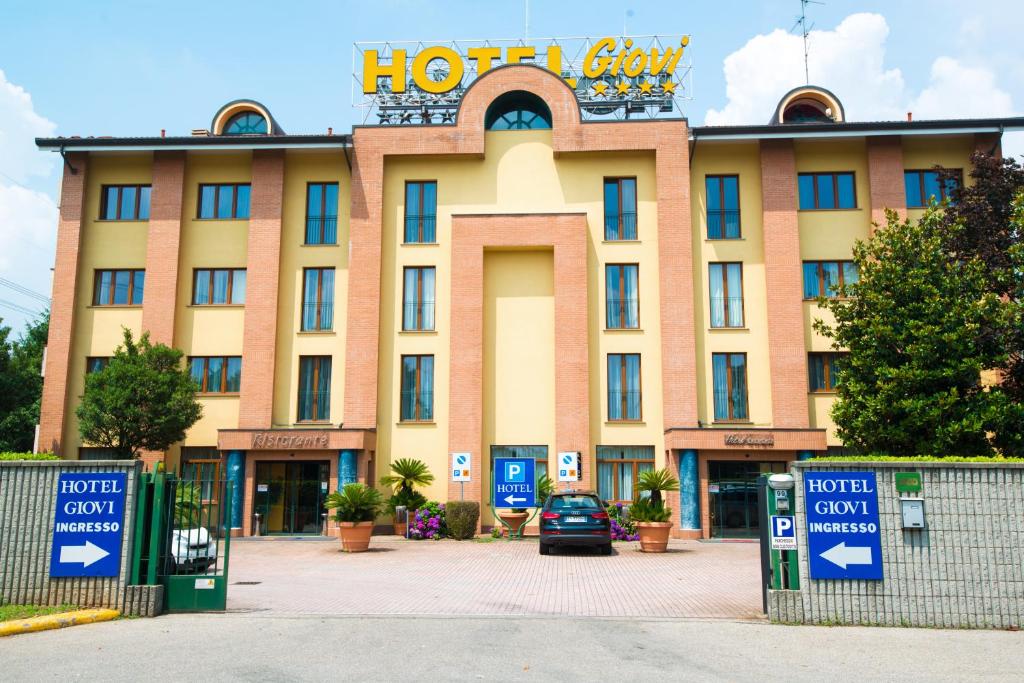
xmin=226 ymin=537 xmax=763 ymax=620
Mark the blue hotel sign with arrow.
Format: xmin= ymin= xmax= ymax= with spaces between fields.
xmin=49 ymin=472 xmax=127 ymax=578
xmin=804 ymin=471 xmax=884 ymax=580
xmin=493 ymin=458 xmax=536 ymax=509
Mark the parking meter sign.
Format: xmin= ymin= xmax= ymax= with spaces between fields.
xmin=770 ymin=515 xmax=796 ymax=550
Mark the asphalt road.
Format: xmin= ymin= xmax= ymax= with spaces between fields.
xmin=2 ymin=614 xmax=1022 ymax=681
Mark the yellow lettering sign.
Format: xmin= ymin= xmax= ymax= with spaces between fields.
xmin=362 ymin=49 xmax=407 ymax=94
xmin=411 ymin=46 xmax=464 ymax=94
xmin=467 ymin=46 xmax=501 ymax=75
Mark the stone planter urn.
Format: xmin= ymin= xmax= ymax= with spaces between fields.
xmin=338 ymin=521 xmax=374 ymax=552
xmin=497 ymin=510 xmax=529 ymax=537
xmin=636 ymin=521 xmax=672 ymax=552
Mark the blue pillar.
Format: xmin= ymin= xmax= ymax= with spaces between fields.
xmin=339 ymin=450 xmax=358 ymax=489
xmin=226 ymin=450 xmax=245 ymax=531
xmin=797 ymin=450 xmax=815 ymax=461
xmin=678 ymin=449 xmax=700 ymax=530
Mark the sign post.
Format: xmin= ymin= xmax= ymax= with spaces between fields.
xmin=804 ymin=471 xmax=884 ymax=580
xmin=50 ymin=472 xmax=128 ymax=578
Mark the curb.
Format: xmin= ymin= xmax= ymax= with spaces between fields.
xmin=0 ymin=608 xmax=121 ymax=638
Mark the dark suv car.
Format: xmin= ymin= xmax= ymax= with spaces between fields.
xmin=539 ymin=491 xmax=612 ymax=555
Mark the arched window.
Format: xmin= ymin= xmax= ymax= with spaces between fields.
xmin=782 ymin=101 xmax=832 ymax=124
xmin=224 ymin=111 xmax=268 ymax=135
xmin=485 ymin=91 xmax=552 ymax=131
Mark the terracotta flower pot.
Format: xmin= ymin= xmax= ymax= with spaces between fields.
xmin=635 ymin=521 xmax=672 ymax=553
xmin=338 ymin=521 xmax=374 ymax=552
xmin=497 ymin=511 xmax=529 ymax=537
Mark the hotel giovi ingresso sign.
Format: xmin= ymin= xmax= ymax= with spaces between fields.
xmin=353 ymin=36 xmax=692 ymax=124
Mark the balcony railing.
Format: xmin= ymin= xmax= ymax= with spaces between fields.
xmin=707 ymin=210 xmax=741 ymax=239
xmin=305 ymin=216 xmax=338 ymax=245
xmin=604 ymin=212 xmax=638 ymax=240
xmin=710 ymin=296 xmax=745 ymax=328
xmin=404 ymin=214 xmax=437 ymax=243
xmin=301 ymin=301 xmax=334 ymax=331
xmin=402 ymin=301 xmax=436 ymax=331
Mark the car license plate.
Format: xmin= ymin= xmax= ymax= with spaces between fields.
xmin=564 ymin=516 xmax=586 ymax=523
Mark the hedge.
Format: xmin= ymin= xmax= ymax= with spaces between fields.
xmin=445 ymin=501 xmax=480 ymax=540
xmin=809 ymin=454 xmax=1024 ymax=463
xmin=0 ymin=452 xmax=59 ymax=461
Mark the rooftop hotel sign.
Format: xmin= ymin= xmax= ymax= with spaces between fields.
xmin=352 ymin=36 xmax=693 ymax=124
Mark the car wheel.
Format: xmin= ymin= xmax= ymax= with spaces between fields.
xmin=600 ymin=543 xmax=612 ymax=556
xmin=539 ymin=543 xmax=551 ymax=556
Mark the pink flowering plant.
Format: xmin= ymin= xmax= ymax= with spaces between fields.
xmin=408 ymin=501 xmax=448 ymax=540
xmin=608 ymin=502 xmax=639 ymax=541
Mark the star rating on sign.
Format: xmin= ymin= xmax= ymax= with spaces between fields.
xmin=615 ymin=80 xmax=631 ymax=95
xmin=592 ymin=81 xmax=608 ymax=96
xmin=638 ymin=80 xmax=654 ymax=95
xmin=660 ymin=80 xmax=676 ymax=94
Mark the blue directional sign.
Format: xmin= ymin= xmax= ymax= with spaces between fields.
xmin=493 ymin=458 xmax=536 ymax=508
xmin=50 ymin=472 xmax=127 ymax=578
xmin=804 ymin=471 xmax=883 ymax=580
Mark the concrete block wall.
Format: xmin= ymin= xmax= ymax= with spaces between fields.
xmin=0 ymin=460 xmax=144 ymax=613
xmin=770 ymin=462 xmax=1024 ymax=628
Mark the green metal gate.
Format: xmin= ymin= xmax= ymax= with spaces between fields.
xmin=130 ymin=471 xmax=232 ymax=612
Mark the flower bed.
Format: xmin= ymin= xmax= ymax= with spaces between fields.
xmin=608 ymin=502 xmax=639 ymax=541
xmin=408 ymin=501 xmax=448 ymax=540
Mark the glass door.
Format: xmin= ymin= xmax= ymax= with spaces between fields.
xmin=254 ymin=461 xmax=329 ymax=534
xmin=708 ymin=461 xmax=785 ymax=539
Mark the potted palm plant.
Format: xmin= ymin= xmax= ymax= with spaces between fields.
xmin=325 ymin=483 xmax=384 ymax=552
xmin=380 ymin=458 xmax=434 ymax=535
xmin=631 ymin=468 xmax=680 ymax=553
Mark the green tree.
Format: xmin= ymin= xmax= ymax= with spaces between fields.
xmin=76 ymin=328 xmax=202 ymax=459
xmin=0 ymin=314 xmax=48 ymax=452
xmin=815 ymin=209 xmax=1010 ymax=456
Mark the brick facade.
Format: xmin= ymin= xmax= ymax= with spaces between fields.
xmin=759 ymin=140 xmax=810 ymax=429
xmin=141 ymin=151 xmax=186 ymax=344
xmin=37 ymin=153 xmax=88 ymax=456
xmin=238 ymin=149 xmax=285 ymax=428
xmin=866 ymin=135 xmax=906 ymax=231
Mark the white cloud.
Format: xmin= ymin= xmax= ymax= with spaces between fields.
xmin=704 ymin=13 xmax=1018 ymax=128
xmin=0 ymin=69 xmax=58 ymax=329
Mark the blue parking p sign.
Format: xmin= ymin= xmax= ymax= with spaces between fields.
xmin=770 ymin=515 xmax=796 ymax=550
xmin=49 ymin=472 xmax=127 ymax=578
xmin=493 ymin=458 xmax=535 ymax=508
xmin=804 ymin=471 xmax=883 ymax=580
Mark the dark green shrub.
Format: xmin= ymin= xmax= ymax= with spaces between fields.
xmin=445 ymin=501 xmax=480 ymax=540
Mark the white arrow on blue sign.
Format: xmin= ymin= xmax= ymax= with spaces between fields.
xmin=49 ymin=472 xmax=127 ymax=578
xmin=804 ymin=471 xmax=884 ymax=580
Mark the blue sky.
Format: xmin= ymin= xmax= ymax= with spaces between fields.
xmin=0 ymin=0 xmax=1021 ymax=332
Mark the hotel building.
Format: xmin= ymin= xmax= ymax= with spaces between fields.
xmin=35 ymin=63 xmax=1023 ymax=538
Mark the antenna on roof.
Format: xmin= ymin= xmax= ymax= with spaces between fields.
xmin=791 ymin=0 xmax=823 ymax=85
xmin=524 ymin=0 xmax=529 ymax=41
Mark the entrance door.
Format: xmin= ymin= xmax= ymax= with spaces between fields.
xmin=708 ymin=461 xmax=785 ymax=539
xmin=254 ymin=461 xmax=329 ymax=534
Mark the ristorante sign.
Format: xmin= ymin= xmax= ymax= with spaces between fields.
xmin=353 ymin=36 xmax=692 ymax=124
xmin=250 ymin=432 xmax=330 ymax=450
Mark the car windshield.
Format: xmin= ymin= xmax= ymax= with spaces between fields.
xmin=550 ymin=495 xmax=602 ymax=510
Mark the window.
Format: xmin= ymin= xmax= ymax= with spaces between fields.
xmin=198 ymin=184 xmax=251 ymax=219
xmin=802 ymin=260 xmax=858 ymax=299
xmin=100 ymin=185 xmax=151 ymax=221
xmin=93 ymin=269 xmax=144 ymax=306
xmin=189 ymin=356 xmax=242 ymax=394
xmin=193 ymin=269 xmax=246 ymax=305
xmin=86 ymin=357 xmax=110 ymax=374
xmin=706 ymin=175 xmax=740 ymax=239
xmin=597 ymin=446 xmax=655 ymax=502
xmin=905 ymin=169 xmax=961 ymax=208
xmin=224 ymin=111 xmax=268 ymax=135
xmin=403 ymin=267 xmax=436 ymax=331
xmin=608 ymin=353 xmax=641 ymax=421
xmin=484 ymin=91 xmax=553 ymax=130
xmin=405 ymin=181 xmax=437 ymax=243
xmin=400 ymin=355 xmax=434 ymax=422
xmin=798 ymin=172 xmax=856 ymax=210
xmin=808 ymin=352 xmax=848 ymax=393
xmin=604 ymin=178 xmax=637 ymax=240
xmin=297 ymin=356 xmax=331 ymax=422
xmin=709 ymin=262 xmax=744 ymax=328
xmin=301 ymin=268 xmax=335 ymax=331
xmin=306 ymin=182 xmax=339 ymax=244
xmin=712 ymin=352 xmax=748 ymax=421
xmin=180 ymin=447 xmax=222 ymax=503
xmin=605 ymin=264 xmax=639 ymax=329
